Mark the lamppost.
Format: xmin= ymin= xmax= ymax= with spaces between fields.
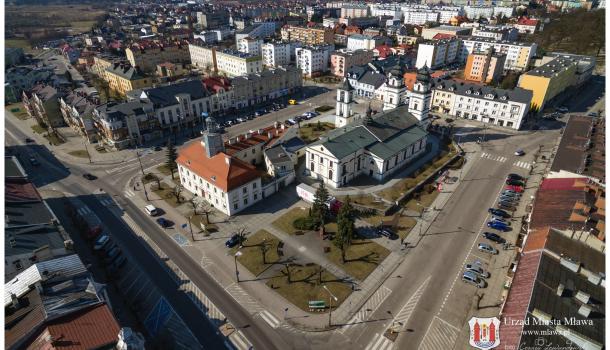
xmin=188 ymin=215 xmax=194 ymax=241
xmin=234 ymin=249 xmax=242 ymax=282
xmin=322 ymin=285 xmax=338 ymax=327
xmin=83 ymin=140 xmax=92 ymax=163
xmin=135 ymin=147 xmax=149 ymax=200
xmin=416 ymin=203 xmax=428 ymax=237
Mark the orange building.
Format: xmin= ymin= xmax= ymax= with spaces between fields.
xmin=464 ymin=49 xmax=506 ymax=84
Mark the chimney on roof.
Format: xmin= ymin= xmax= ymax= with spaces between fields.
xmin=246 ymin=132 xmax=252 ymax=139
xmin=225 ymin=155 xmax=231 ymax=166
xmin=10 ymin=293 xmax=19 ymax=309
xmin=258 ymin=128 xmax=264 ymax=135
xmin=267 ymin=131 xmax=273 ymax=139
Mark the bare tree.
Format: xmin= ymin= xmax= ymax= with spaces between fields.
xmin=234 ymin=226 xmax=249 ymax=243
xmin=170 ymin=184 xmax=184 ymax=203
xmin=200 ymin=202 xmax=214 ymax=224
xmin=189 ymin=196 xmax=203 ymax=215
xmin=144 ymin=173 xmax=162 ymax=190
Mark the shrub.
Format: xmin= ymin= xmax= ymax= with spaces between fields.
xmin=293 ymin=216 xmax=318 ymax=230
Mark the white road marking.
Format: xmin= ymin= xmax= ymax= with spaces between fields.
xmin=339 ymin=286 xmax=392 ymax=334
xmin=225 ymin=283 xmax=264 ymax=314
xmin=513 ymin=161 xmax=532 ymax=169
xmin=365 ymin=333 xmax=394 ymax=350
xmin=418 ymin=316 xmax=460 ymax=350
xmin=386 ymin=276 xmax=431 ymax=333
xmin=228 ymin=330 xmax=252 ymax=350
xmin=105 ymin=161 xmax=140 ymax=174
xmin=257 ymin=310 xmax=281 ymax=328
xmin=124 ymin=190 xmax=135 ymax=198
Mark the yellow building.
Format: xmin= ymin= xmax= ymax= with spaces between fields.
xmin=280 ymin=25 xmax=334 ymax=46
xmin=517 ymin=53 xmax=595 ymax=110
xmin=104 ymin=62 xmax=152 ymax=96
xmin=125 ymin=41 xmax=191 ymax=72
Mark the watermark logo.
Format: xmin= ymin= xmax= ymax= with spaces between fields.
xmin=469 ymin=317 xmax=501 ymax=349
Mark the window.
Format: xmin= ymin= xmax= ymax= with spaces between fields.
xmin=328 ymin=170 xmax=333 ymax=179
xmin=310 ymin=162 xmax=315 ymax=171
xmin=234 ymin=203 xmax=238 ymax=210
xmin=243 ymin=187 xmax=247 ymax=194
xmin=253 ymin=182 xmax=257 ymax=189
xmin=244 ymin=198 xmax=248 ymax=205
xmin=252 ymin=148 xmax=255 ymax=154
xmin=254 ymin=193 xmax=258 ymax=200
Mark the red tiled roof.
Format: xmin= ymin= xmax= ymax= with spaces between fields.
xmin=224 ymin=125 xmax=286 ymax=156
xmin=517 ymin=17 xmax=538 ymax=26
xmin=432 ymin=33 xmax=455 ymax=40
xmin=538 ymin=177 xmax=581 ymax=191
xmin=30 ymin=304 xmax=120 ymax=350
xmin=177 ymin=142 xmax=260 ymax=193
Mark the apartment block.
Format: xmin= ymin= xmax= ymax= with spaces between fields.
xmin=464 ymin=49 xmax=506 ymax=84
xmin=104 ymin=62 xmax=152 ymax=96
xmin=125 ymin=41 xmax=190 ymax=72
xmin=281 ymin=25 xmax=334 ymax=46
xmin=346 ymin=34 xmax=386 ymax=51
xmin=421 ymin=25 xmax=472 ymax=40
xmin=330 ymin=49 xmax=374 ymax=77
xmin=189 ymin=43 xmax=263 ymax=77
xmin=261 ymin=41 xmax=295 ymax=68
xmin=461 ymin=37 xmax=537 ymax=72
xmin=341 ymin=4 xmax=369 ymax=18
xmin=415 ymin=38 xmax=461 ymax=69
xmin=295 ymin=45 xmax=334 ymax=78
xmin=231 ymin=66 xmax=302 ymax=108
xmin=237 ymin=37 xmax=263 ymax=56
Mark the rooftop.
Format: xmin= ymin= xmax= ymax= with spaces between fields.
xmin=5 ymin=224 xmax=66 ymax=258
xmin=224 ymin=125 xmax=287 ymax=156
xmin=5 ymin=156 xmax=26 ymax=178
xmin=105 ymin=62 xmax=145 ymax=80
xmin=431 ymin=78 xmax=533 ymax=104
xmin=141 ymin=79 xmax=211 ymax=108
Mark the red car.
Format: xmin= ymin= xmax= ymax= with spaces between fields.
xmin=505 ymin=185 xmax=524 ymax=193
xmin=86 ymin=225 xmax=103 ymax=240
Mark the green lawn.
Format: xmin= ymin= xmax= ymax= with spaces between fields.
xmin=405 ymin=190 xmax=440 ymax=213
xmin=325 ymin=239 xmax=390 ymax=281
xmin=152 ymin=186 xmax=184 ymax=207
xmin=5 ymin=38 xmax=32 ymax=51
xmin=362 ymin=211 xmax=417 ymax=240
xmin=156 ymin=164 xmax=175 ymax=177
xmin=44 ymin=133 xmax=65 ymax=145
xmin=299 ymin=122 xmax=335 ymax=143
xmin=338 ymin=194 xmax=389 ymax=211
xmin=272 ymin=207 xmax=310 ymax=234
xmin=6 ymin=104 xmax=29 ymax=120
xmin=68 ymin=150 xmax=90 ymax=158
xmin=266 ymin=263 xmax=352 ymax=313
xmin=31 ymin=125 xmax=45 ymax=134
xmin=231 ymin=230 xmax=281 ymax=277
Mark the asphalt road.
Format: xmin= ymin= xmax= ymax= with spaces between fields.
xmin=6 ymin=118 xmax=289 ymax=350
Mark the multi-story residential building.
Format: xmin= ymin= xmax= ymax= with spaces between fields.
xmin=203 ymin=76 xmax=234 ymax=112
xmin=194 ymin=31 xmax=219 ymax=44
xmin=197 ymin=10 xmax=230 ymax=29
xmin=22 ymin=84 xmax=65 ymax=129
xmin=421 ymin=25 xmax=472 ymax=40
xmin=346 ymin=34 xmax=386 ymax=51
xmin=330 ymin=49 xmax=374 ymax=77
xmin=235 ymin=22 xmax=277 ymax=41
xmin=189 ymin=43 xmax=263 ymax=77
xmin=104 ymin=62 xmax=152 ymax=96
xmin=59 ymin=90 xmax=99 ymax=143
xmin=493 ymin=6 xmax=515 ymax=18
xmin=231 ymin=66 xmax=303 ymax=108
xmin=403 ymin=9 xmax=440 ymax=25
xmin=177 ymin=123 xmax=262 ymax=216
xmin=237 ymin=37 xmax=263 ymax=56
xmin=472 ymin=26 xmax=518 ymax=41
xmin=513 ymin=17 xmax=539 ymax=34
xmin=93 ymin=100 xmax=159 ymax=149
xmin=517 ymin=53 xmax=595 ymax=110
xmin=341 ymin=4 xmax=369 ymax=18
xmin=437 ymin=6 xmax=463 ymax=23
xmin=125 ymin=41 xmax=191 ymax=73
xmin=369 ymin=3 xmax=402 ymax=18
xmin=261 ymin=41 xmax=293 ymax=67
xmin=281 ymin=25 xmax=334 ymax=46
xmin=463 ymin=6 xmax=494 ymax=19
xmin=90 ymin=54 xmax=120 ymax=78
xmin=464 ymin=49 xmax=506 ymax=84
xmin=430 ymin=78 xmax=533 ymax=129
xmin=295 ymin=45 xmax=334 ymax=78
xmin=461 ymin=37 xmax=537 ymax=72
xmin=415 ymin=38 xmax=461 ymax=69
xmin=305 ymin=104 xmax=429 ymax=188
xmin=5 ymin=65 xmax=54 ymax=100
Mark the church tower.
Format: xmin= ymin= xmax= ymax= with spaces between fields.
xmin=408 ymin=66 xmax=432 ymax=128
xmin=335 ymin=78 xmax=355 ymax=127
xmin=202 ymin=116 xmax=224 ymax=158
xmin=383 ymin=64 xmax=406 ymax=111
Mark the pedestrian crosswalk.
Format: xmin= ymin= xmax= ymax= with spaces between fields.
xmin=418 ymin=316 xmax=460 ymax=350
xmin=99 ymin=198 xmax=114 ymax=206
xmin=513 ymin=160 xmax=532 ymax=169
xmin=480 ymin=152 xmax=507 ymax=163
xmin=228 ymin=330 xmax=252 ymax=350
xmin=124 ymin=190 xmax=136 ymax=198
xmin=77 ymin=206 xmax=92 ymax=216
xmin=105 ymin=161 xmax=140 ymax=174
xmin=257 ymin=310 xmax=281 ymax=329
xmin=364 ymin=333 xmax=394 ymax=350
xmin=225 ymin=283 xmax=264 ymax=315
xmin=387 ymin=276 xmax=430 ymax=334
xmin=339 ymin=286 xmax=392 ymax=334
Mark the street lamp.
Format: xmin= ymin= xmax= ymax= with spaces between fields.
xmin=135 ymin=146 xmax=149 ymax=201
xmin=83 ymin=140 xmax=92 ymax=163
xmin=234 ymin=250 xmax=242 ymax=282
xmin=322 ymin=285 xmax=338 ymax=327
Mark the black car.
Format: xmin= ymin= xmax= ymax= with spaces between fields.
xmin=25 ymin=137 xmax=34 ymax=143
xmin=507 ymin=173 xmax=524 ymax=181
xmin=154 ymin=146 xmax=163 ymax=151
xmin=488 ymin=208 xmax=510 ymax=218
xmin=482 ymin=232 xmax=505 ymax=244
xmin=83 ymin=173 xmax=97 ymax=180
xmin=225 ymin=234 xmax=242 ymax=248
xmin=506 ymin=179 xmax=525 ymax=187
xmin=156 ymin=217 xmax=173 ymax=228
xmin=497 ymin=202 xmax=516 ymax=211
xmin=378 ymin=227 xmax=398 ymax=240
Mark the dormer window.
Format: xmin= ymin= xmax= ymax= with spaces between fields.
xmin=466 ymin=90 xmax=472 ymax=94
xmin=485 ymin=93 xmax=495 ymax=99
xmin=500 ymin=96 xmax=507 ymax=101
xmin=474 ymin=91 xmax=480 ymax=95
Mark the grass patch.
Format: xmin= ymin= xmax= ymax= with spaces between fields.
xmin=272 ymin=207 xmax=310 ymax=234
xmin=31 ymin=125 xmax=45 ymax=134
xmin=68 ymin=150 xmax=90 ymax=158
xmin=44 ymin=133 xmax=65 ymax=145
xmin=298 ymin=122 xmax=335 ymax=143
xmin=338 ymin=194 xmax=389 ymax=211
xmin=378 ymin=145 xmax=456 ymax=202
xmin=266 ymin=263 xmax=352 ymax=312
xmin=315 ymin=105 xmax=334 ymax=113
xmin=188 ymin=212 xmax=218 ymax=233
xmin=156 ymin=164 xmax=174 ymax=177
xmin=152 ymin=186 xmax=184 ymax=207
xmin=6 ymin=104 xmax=29 ymax=120
xmin=325 ymin=239 xmax=390 ymax=281
xmin=231 ymin=230 xmax=281 ymax=277
xmin=405 ymin=190 xmax=440 ymax=213
xmin=5 ymin=39 xmax=32 ymax=51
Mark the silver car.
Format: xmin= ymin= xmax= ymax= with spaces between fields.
xmin=465 ymin=264 xmax=490 ymax=278
xmin=462 ymin=271 xmax=486 ymax=288
xmin=478 ymin=243 xmax=498 ymax=255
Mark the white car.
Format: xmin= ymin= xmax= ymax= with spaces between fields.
xmin=514 ymin=149 xmax=525 ymax=156
xmin=478 ymin=243 xmax=498 ymax=255
xmin=93 ymin=235 xmax=111 ymax=251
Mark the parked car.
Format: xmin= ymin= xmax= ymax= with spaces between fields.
xmin=105 ymin=245 xmax=121 ymax=260
xmin=93 ymin=235 xmax=111 ymax=251
xmin=29 ymin=156 xmax=40 ymax=166
xmin=487 ymin=221 xmax=510 ymax=232
xmin=482 ymin=232 xmax=505 ymax=244
xmin=465 ymin=263 xmax=490 ymax=278
xmin=478 ymin=243 xmax=498 ymax=255
xmin=499 ymin=195 xmax=518 ymax=203
xmin=154 ymin=145 xmax=163 ymax=151
xmin=378 ymin=227 xmax=398 ymax=240
xmin=491 ymin=217 xmax=511 ymax=226
xmin=506 ymin=179 xmax=525 ymax=187
xmin=505 ymin=185 xmax=524 ymax=193
xmin=25 ymin=137 xmax=35 ymax=143
xmin=108 ymin=254 xmax=127 ymax=272
xmin=236 ymin=117 xmax=246 ymax=123
xmin=156 ymin=217 xmax=173 ymax=228
xmin=501 ymin=192 xmax=521 ymax=200
xmin=225 ymin=234 xmax=242 ymax=248
xmin=514 ymin=149 xmax=525 ymax=156
xmin=462 ymin=271 xmax=486 ymax=288
xmin=588 ymin=112 xmax=599 ymax=117
xmin=83 ymin=173 xmax=97 ymax=180
xmin=498 ymin=200 xmax=518 ymax=209
xmin=488 ymin=208 xmax=510 ymax=218
xmin=86 ymin=226 xmax=103 ymax=240
xmin=497 ymin=202 xmax=516 ymax=211
xmin=507 ymin=173 xmax=525 ymax=181
xmin=287 ymin=118 xmax=296 ymax=125
xmin=557 ymin=107 xmax=569 ymax=113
